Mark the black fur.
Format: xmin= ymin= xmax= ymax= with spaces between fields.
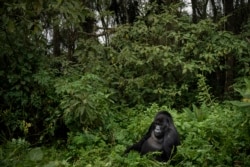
xmin=125 ymin=111 xmax=180 ymax=161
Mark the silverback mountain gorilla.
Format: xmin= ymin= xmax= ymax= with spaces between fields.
xmin=125 ymin=111 xmax=180 ymax=162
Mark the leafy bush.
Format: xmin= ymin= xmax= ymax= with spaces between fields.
xmin=107 ymin=9 xmax=250 ymax=108
xmin=0 ymin=138 xmax=70 ymax=167
xmin=55 ymin=73 xmax=112 ymax=130
xmin=0 ymin=1 xmax=61 ymax=143
xmin=1 ymin=101 xmax=249 ymax=166
xmin=176 ymin=104 xmax=250 ymax=166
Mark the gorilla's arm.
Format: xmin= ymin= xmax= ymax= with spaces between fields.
xmin=161 ymin=127 xmax=180 ymax=160
xmin=124 ymin=124 xmax=154 ymax=153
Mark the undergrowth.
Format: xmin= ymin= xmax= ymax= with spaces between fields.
xmin=1 ymin=102 xmax=249 ymax=167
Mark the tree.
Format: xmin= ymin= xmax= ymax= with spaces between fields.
xmin=109 ymin=0 xmax=141 ymax=24
xmin=190 ymin=0 xmax=250 ymax=98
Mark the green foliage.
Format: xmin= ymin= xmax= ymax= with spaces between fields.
xmin=1 ymin=1 xmax=250 ymax=167
xmin=0 ymin=3 xmax=45 ymax=108
xmin=182 ymin=104 xmax=208 ymax=122
xmin=232 ymin=78 xmax=250 ymax=107
xmin=108 ymin=7 xmax=250 ymax=107
xmin=116 ymin=104 xmax=249 ymax=166
xmin=0 ymin=139 xmax=70 ymax=167
xmin=196 ymin=74 xmax=214 ymax=105
xmin=55 ymin=73 xmax=112 ymax=130
xmin=28 ymin=147 xmax=44 ymax=162
xmin=1 ymin=102 xmax=249 ymax=166
xmin=0 ymin=1 xmax=60 ymax=142
xmin=0 ymin=0 xmax=90 ymax=143
xmin=177 ymin=104 xmax=250 ymax=166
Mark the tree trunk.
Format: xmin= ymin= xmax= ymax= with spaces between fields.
xmin=53 ymin=25 xmax=60 ymax=57
xmin=210 ymin=0 xmax=218 ymax=22
xmin=224 ymin=0 xmax=235 ymax=31
xmin=223 ymin=0 xmax=235 ymax=96
xmin=191 ymin=0 xmax=198 ymax=23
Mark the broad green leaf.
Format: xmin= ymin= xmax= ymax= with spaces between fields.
xmin=28 ymin=147 xmax=44 ymax=161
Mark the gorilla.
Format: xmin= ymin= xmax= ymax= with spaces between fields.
xmin=125 ymin=111 xmax=180 ymax=162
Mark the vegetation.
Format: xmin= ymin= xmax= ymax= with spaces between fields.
xmin=0 ymin=0 xmax=250 ymax=166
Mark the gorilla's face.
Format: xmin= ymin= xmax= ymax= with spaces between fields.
xmin=154 ymin=124 xmax=163 ymax=137
xmin=153 ymin=114 xmax=168 ymax=138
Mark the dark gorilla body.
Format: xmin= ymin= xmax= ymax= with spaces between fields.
xmin=125 ymin=111 xmax=180 ymax=162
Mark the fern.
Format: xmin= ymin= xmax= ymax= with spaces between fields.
xmin=196 ymin=74 xmax=214 ymax=105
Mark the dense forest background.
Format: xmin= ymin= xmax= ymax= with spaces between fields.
xmin=0 ymin=0 xmax=250 ymax=166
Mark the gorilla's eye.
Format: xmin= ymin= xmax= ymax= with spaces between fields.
xmin=155 ymin=119 xmax=163 ymax=125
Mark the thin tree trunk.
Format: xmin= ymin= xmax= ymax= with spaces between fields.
xmin=202 ymin=0 xmax=209 ymax=19
xmin=191 ymin=0 xmax=198 ymax=23
xmin=210 ymin=0 xmax=218 ymax=22
xmin=224 ymin=0 xmax=234 ymax=31
xmin=53 ymin=25 xmax=60 ymax=57
xmin=223 ymin=0 xmax=235 ymax=96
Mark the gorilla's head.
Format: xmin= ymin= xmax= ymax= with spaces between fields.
xmin=153 ymin=111 xmax=172 ymax=138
